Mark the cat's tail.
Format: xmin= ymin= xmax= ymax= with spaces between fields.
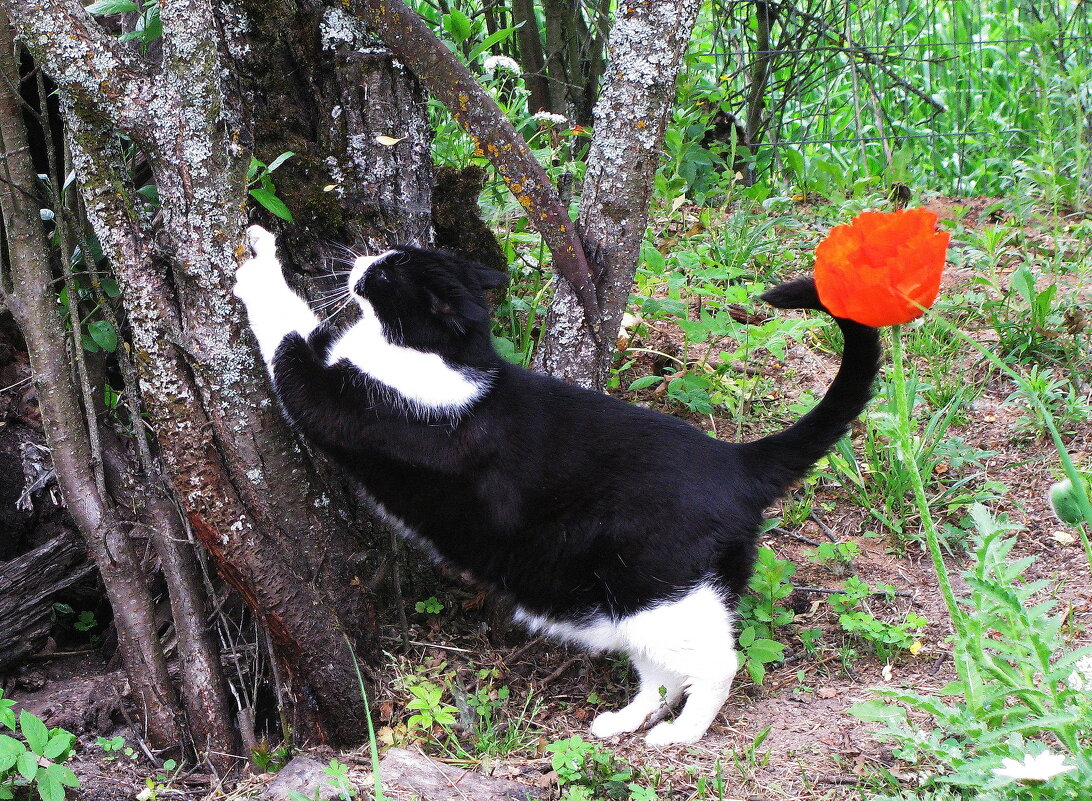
xmin=742 ymin=277 xmax=881 ymax=498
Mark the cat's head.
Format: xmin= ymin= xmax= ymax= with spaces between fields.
xmin=347 ymin=246 xmax=507 ymax=359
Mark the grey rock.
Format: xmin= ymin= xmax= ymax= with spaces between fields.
xmin=260 ymin=756 xmax=347 ymax=801
xmin=380 ymin=748 xmax=542 ymax=801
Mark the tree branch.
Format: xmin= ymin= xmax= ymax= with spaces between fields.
xmin=5 ymin=0 xmax=156 ymax=141
xmin=347 ymin=0 xmax=602 ymax=333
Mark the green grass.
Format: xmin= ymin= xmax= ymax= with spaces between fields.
xmin=406 ymin=3 xmax=1092 ymax=798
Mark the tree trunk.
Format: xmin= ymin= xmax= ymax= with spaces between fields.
xmin=6 ymin=0 xmax=434 ymax=748
xmin=0 ymin=16 xmax=186 ymax=749
xmin=534 ymin=0 xmax=702 ymax=389
xmin=511 ymin=0 xmax=551 ymax=113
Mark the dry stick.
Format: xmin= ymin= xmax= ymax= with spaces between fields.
xmin=390 ymin=527 xmax=411 ymax=652
xmin=541 ymin=655 xmax=582 ymax=685
xmin=793 ymin=585 xmax=913 ymax=599
xmin=770 ymin=526 xmax=821 ymax=547
xmin=808 ymin=512 xmax=841 ymax=543
xmin=38 ymin=73 xmax=109 ymax=504
xmin=347 ymin=0 xmax=602 ymax=337
xmin=111 ymin=686 xmax=162 ymax=767
xmin=763 ymin=652 xmax=842 ymax=693
xmin=505 ymin=635 xmax=546 ymax=664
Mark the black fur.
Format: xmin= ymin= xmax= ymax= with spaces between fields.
xmin=270 ymin=250 xmax=881 ymax=622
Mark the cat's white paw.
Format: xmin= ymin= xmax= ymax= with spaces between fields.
xmin=246 ymin=224 xmax=277 ymax=259
xmin=589 ymin=710 xmax=644 ymax=739
xmin=643 ymin=720 xmax=705 ymax=747
xmin=234 ymin=225 xmax=282 ymax=299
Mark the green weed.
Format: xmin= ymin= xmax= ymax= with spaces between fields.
xmin=0 ymin=691 xmax=79 ymax=801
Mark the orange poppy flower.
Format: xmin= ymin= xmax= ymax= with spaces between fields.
xmin=813 ymin=208 xmax=949 ymax=327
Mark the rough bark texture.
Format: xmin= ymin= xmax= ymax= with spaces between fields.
xmin=6 ymin=0 xmax=435 ymax=747
xmin=0 ymin=533 xmax=94 ymax=670
xmin=533 ymin=0 xmax=703 ymax=389
xmin=0 ymin=16 xmax=185 ymax=748
xmin=348 ymin=0 xmax=601 ymax=330
xmin=242 ymin=2 xmax=433 ymax=255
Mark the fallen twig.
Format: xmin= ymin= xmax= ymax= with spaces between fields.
xmin=771 ymin=526 xmax=820 ymax=546
xmin=540 ymin=656 xmax=582 ymax=685
xmin=793 ymin=585 xmax=913 ymax=599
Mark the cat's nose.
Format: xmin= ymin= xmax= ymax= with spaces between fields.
xmin=348 ymin=251 xmax=396 ymax=294
xmin=348 ymin=254 xmax=381 ymax=295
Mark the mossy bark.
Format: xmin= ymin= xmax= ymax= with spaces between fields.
xmin=533 ymin=0 xmax=703 ymax=389
xmin=6 ymin=0 xmax=434 ymax=749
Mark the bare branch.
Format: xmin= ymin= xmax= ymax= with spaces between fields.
xmin=5 ymin=0 xmax=156 ymax=141
xmin=772 ymin=1 xmax=947 ymax=114
xmin=347 ymin=0 xmax=602 ymax=332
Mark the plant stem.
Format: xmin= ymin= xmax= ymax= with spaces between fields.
xmin=347 ymin=638 xmax=386 ymax=801
xmin=888 ymin=326 xmax=977 ymax=708
xmin=923 ymin=314 xmax=1092 ymax=572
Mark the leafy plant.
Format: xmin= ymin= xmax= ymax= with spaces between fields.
xmin=546 ymin=736 xmax=656 ymax=801
xmin=251 ymin=741 xmax=291 ymax=773
xmin=0 ymin=692 xmax=79 ymax=801
xmin=247 ymin=152 xmax=296 ymax=222
xmin=414 ymin=596 xmax=444 ymax=615
xmin=850 ymin=505 xmax=1092 ymax=799
xmin=459 ymin=667 xmax=538 ymax=759
xmin=735 ymin=546 xmax=793 ymax=683
xmin=808 ymin=541 xmax=861 ymax=570
xmin=829 ymin=577 xmax=927 ymax=661
xmin=404 ymin=681 xmax=459 ymax=737
xmin=94 ymin=735 xmax=133 ymax=762
xmin=825 ymin=375 xmax=1003 ymax=547
xmin=86 ymin=0 xmax=162 ymax=46
xmin=1005 ymin=365 xmax=1092 ymax=438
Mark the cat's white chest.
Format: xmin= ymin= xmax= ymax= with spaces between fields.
xmin=326 ymin=311 xmax=487 ymax=415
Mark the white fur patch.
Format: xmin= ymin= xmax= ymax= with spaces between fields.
xmin=326 ymin=296 xmax=491 ymax=417
xmin=516 ymin=583 xmax=738 ymax=746
xmin=234 ymin=225 xmax=319 ymax=365
xmin=348 ymin=250 xmax=396 ymax=287
xmin=514 ymin=584 xmax=733 ymax=658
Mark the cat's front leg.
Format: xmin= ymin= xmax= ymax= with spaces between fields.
xmin=233 ymin=225 xmax=319 ymax=367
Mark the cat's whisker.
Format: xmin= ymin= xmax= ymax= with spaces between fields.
xmin=313 ymin=285 xmax=353 ymax=298
xmin=312 ymin=293 xmax=352 ymax=314
xmin=324 ymin=256 xmax=356 ymax=269
xmin=318 ymin=295 xmax=354 ymax=325
xmin=311 ymin=287 xmax=351 ymax=307
xmin=327 ymin=240 xmax=360 ymax=258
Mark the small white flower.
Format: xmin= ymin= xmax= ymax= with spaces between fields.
xmin=532 ymin=111 xmax=568 ymax=126
xmin=992 ymin=751 xmax=1076 ymax=783
xmin=483 ymin=55 xmax=520 ymax=76
xmin=1068 ymin=654 xmax=1092 ymax=691
xmin=135 ymin=788 xmax=154 ymax=801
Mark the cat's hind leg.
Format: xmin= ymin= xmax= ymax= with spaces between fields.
xmin=614 ymin=584 xmax=738 ymax=746
xmin=589 ymin=655 xmax=683 ymax=739
xmin=233 ymin=225 xmax=319 ymax=366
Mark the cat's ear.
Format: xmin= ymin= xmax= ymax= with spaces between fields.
xmin=476 ymin=266 xmax=507 ymax=290
xmin=426 ymin=286 xmax=488 ymax=332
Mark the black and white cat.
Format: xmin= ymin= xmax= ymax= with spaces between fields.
xmin=233 ymin=225 xmax=880 ymax=746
